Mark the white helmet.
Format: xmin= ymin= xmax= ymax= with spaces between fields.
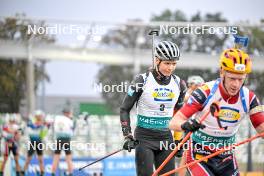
xmin=155 ymin=41 xmax=180 ymax=61
xmin=8 ymin=113 xmax=17 ymax=122
xmin=34 ymin=110 xmax=45 ymax=117
xmin=187 ymin=75 xmax=205 ymax=85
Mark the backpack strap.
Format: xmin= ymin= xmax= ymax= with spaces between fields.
xmin=202 ymin=78 xmax=221 ymax=107
xmin=240 ymin=87 xmax=248 ymax=113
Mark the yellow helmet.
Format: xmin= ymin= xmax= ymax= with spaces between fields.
xmin=220 ymin=48 xmax=252 ymax=74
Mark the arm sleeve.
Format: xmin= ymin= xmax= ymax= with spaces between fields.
xmin=120 ymin=74 xmax=144 ymax=136
xmin=180 ymin=86 xmax=209 ymax=118
xmin=173 ymin=80 xmax=187 ymax=141
xmin=174 ymin=79 xmax=187 ymax=111
xmin=248 ymin=91 xmax=264 ymax=128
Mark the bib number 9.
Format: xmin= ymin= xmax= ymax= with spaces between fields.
xmin=160 ymin=104 xmax=165 ymax=111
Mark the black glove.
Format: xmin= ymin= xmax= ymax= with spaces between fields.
xmin=174 ymin=140 xmax=184 ymax=158
xmin=181 ymin=119 xmax=205 ymax=132
xmin=121 ymin=126 xmax=132 ymax=137
xmin=122 ymin=135 xmax=139 ymax=152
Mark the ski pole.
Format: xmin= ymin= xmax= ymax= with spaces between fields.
xmin=148 ymin=30 xmax=159 ymax=68
xmin=79 ymin=148 xmax=124 ymax=171
xmin=161 ymin=131 xmax=264 ymax=176
xmin=152 ymin=98 xmax=222 ymax=176
xmin=152 ymin=99 xmax=221 ymax=176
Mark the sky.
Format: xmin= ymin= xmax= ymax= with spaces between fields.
xmin=1 ymin=0 xmax=264 ymax=23
xmin=0 ymin=0 xmax=264 ymax=97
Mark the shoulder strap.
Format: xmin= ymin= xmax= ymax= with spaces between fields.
xmin=142 ymin=71 xmax=150 ymax=86
xmin=202 ymin=78 xmax=221 ymax=107
xmin=202 ymin=79 xmax=248 ymax=112
xmin=135 ymin=71 xmax=149 ymax=107
xmin=240 ymin=87 xmax=248 ymax=113
xmin=172 ymin=74 xmax=180 ymax=91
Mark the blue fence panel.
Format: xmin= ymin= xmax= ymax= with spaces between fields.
xmin=103 ymin=157 xmax=136 ymax=176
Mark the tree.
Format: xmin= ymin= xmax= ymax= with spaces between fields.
xmin=151 ymin=9 xmax=191 ymax=51
xmin=247 ymin=71 xmax=264 ymax=102
xmin=190 ymin=11 xmax=202 ymax=22
xmin=98 ymin=19 xmax=152 ymax=113
xmin=151 ymin=10 xmax=229 ymax=53
xmin=189 ymin=12 xmax=228 ymax=53
xmin=245 ymin=27 xmax=264 ymax=55
xmin=151 ymin=9 xmax=188 ymax=22
xmin=204 ymin=12 xmax=227 ymax=22
xmin=101 ymin=19 xmax=151 ymax=50
xmin=96 ymin=65 xmax=135 ymax=113
xmin=0 ymin=14 xmax=54 ymax=112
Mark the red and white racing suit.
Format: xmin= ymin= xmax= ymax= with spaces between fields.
xmin=180 ymin=79 xmax=264 ymax=176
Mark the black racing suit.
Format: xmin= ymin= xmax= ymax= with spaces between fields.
xmin=120 ymin=69 xmax=187 ymax=176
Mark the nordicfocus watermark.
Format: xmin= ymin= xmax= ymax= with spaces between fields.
xmin=27 ymin=24 xmax=106 ymax=35
xmin=160 ymin=24 xmax=238 ymax=35
xmin=160 ymin=141 xmax=237 ymax=152
xmin=93 ymin=82 xmax=143 ymax=93
xmin=27 ymin=141 xmax=106 ymax=151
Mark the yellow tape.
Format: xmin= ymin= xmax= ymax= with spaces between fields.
xmin=195 ymin=154 xmax=208 ymax=162
xmin=173 ymin=131 xmax=183 ymax=141
xmin=249 ymin=105 xmax=264 ymax=115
